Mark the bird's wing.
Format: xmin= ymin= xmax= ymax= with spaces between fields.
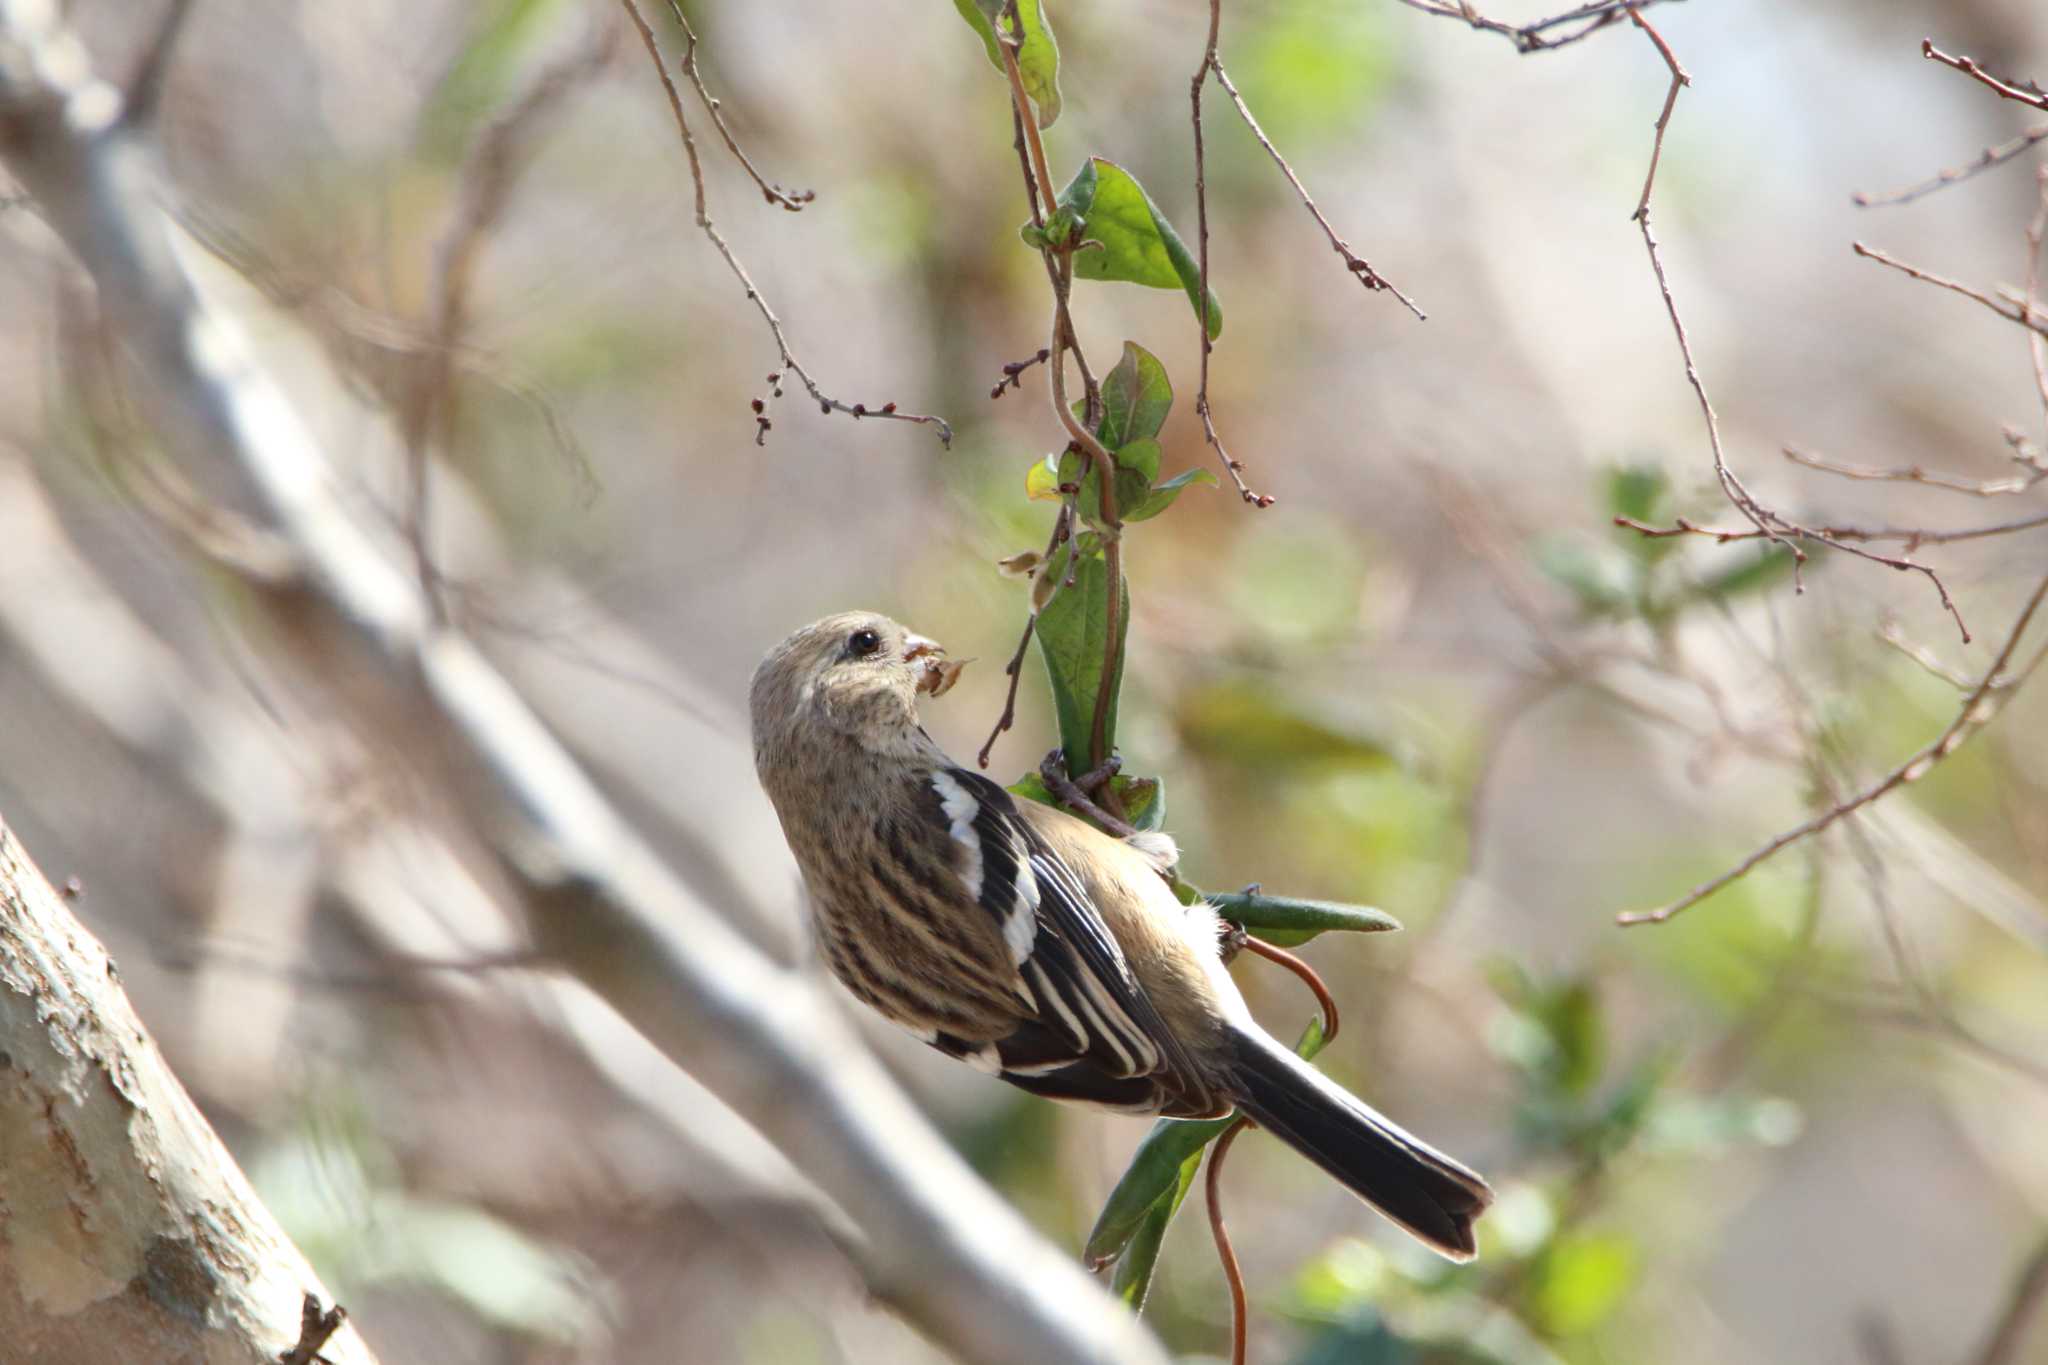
xmin=922 ymin=767 xmax=1215 ymax=1116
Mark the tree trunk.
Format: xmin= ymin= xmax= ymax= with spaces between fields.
xmin=0 ymin=815 xmax=377 ymax=1365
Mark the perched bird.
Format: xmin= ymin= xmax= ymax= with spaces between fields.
xmin=750 ymin=610 xmax=1492 ymax=1259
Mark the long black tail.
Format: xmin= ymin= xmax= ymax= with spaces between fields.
xmin=1224 ymin=1026 xmax=1493 ymax=1261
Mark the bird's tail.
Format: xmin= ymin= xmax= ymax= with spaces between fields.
xmin=1224 ymin=1025 xmax=1493 ymax=1261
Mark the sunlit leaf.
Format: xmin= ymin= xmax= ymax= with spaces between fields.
xmin=948 ymin=0 xmax=1062 ymax=127
xmin=1055 ymin=159 xmax=1223 ymax=338
xmin=1529 ymin=1233 xmax=1638 ymax=1338
xmin=1024 ymin=451 xmax=1065 ymax=502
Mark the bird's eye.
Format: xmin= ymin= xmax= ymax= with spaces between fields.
xmin=846 ymin=627 xmax=883 ymax=658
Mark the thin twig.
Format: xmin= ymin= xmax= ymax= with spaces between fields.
xmin=1615 ymin=510 xmax=2048 ymax=548
xmin=1621 ymin=37 xmax=1977 ymax=648
xmin=1783 ymin=444 xmax=2048 ymax=497
xmin=1852 ymin=122 xmax=2048 ymax=209
xmin=2027 ymin=167 xmax=2048 ymax=431
xmin=619 ymin=0 xmax=951 ymax=447
xmin=1619 ymin=570 xmax=2048 ymax=924
xmin=990 ymin=346 xmax=1052 ymax=399
xmin=1627 ymin=6 xmax=1688 ymax=222
xmin=1879 ymin=620 xmax=1974 ymax=689
xmin=1206 ymin=1119 xmax=1251 ymax=1365
xmin=1854 ymin=241 xmax=2048 ymax=339
xmin=1633 ymin=510 xmax=1972 ymax=641
xmin=1207 ymin=62 xmax=1423 ymax=319
xmin=663 ymin=1 xmax=815 ymax=211
xmin=1191 ymin=0 xmax=1275 ymax=508
xmin=1393 ymin=0 xmax=1676 ymax=54
xmin=1922 ymin=39 xmax=2048 ymax=113
xmin=1626 ymin=15 xmax=1813 ymax=594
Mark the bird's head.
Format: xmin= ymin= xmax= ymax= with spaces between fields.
xmin=751 ymin=611 xmax=964 ymax=760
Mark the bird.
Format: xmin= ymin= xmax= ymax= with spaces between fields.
xmin=750 ymin=610 xmax=1492 ymax=1260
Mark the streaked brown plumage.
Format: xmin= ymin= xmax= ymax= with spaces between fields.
xmin=751 ymin=610 xmax=1492 ymax=1258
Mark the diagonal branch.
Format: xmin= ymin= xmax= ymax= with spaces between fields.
xmin=0 ymin=10 xmax=1160 ymax=1361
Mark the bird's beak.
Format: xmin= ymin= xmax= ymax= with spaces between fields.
xmin=905 ymin=633 xmax=967 ymax=698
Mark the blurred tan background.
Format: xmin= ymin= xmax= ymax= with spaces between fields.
xmin=4 ymin=0 xmax=2048 ymax=1361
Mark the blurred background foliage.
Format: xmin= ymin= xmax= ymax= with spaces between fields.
xmin=3 ymin=0 xmax=2048 ymax=1362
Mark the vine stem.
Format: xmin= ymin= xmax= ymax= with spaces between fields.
xmin=1206 ymin=1118 xmax=1251 ymax=1365
xmin=998 ymin=14 xmax=1126 ymax=782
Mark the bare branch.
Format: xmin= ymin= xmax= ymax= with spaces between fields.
xmin=0 ymin=11 xmax=1161 ymax=1359
xmin=1852 ymin=122 xmax=2048 ymax=209
xmin=1782 ymin=443 xmax=2048 ymax=497
xmin=1191 ymin=0 xmax=1276 ymax=507
xmin=1392 ymin=0 xmax=1683 ymax=55
xmin=1853 ymin=240 xmax=2048 ymax=338
xmin=1922 ymin=39 xmax=2048 ymax=113
xmin=1208 ymin=62 xmax=1422 ymax=318
xmin=1620 ymin=572 xmax=2048 ymax=924
xmin=618 ymin=0 xmax=950 ymax=447
xmin=663 ymin=0 xmax=815 ymax=211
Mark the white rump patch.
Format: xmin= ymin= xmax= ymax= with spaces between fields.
xmin=929 ymin=771 xmax=984 ymax=903
xmin=1125 ymin=830 xmax=1180 ymax=873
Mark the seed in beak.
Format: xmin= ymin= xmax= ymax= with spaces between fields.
xmin=905 ymin=634 xmax=966 ymax=698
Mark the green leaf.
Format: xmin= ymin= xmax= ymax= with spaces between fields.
xmin=1055 ymin=159 xmax=1223 ymax=338
xmin=1605 ymin=463 xmax=1668 ymax=525
xmin=1034 ymin=539 xmax=1129 ymax=771
xmin=1539 ymin=980 xmax=1604 ymax=1100
xmin=1093 ymin=342 xmax=1174 ymax=447
xmin=1109 ymin=1147 xmax=1201 ymax=1310
xmin=1086 ymin=1116 xmax=1229 ymax=1268
xmin=1206 ymin=889 xmax=1404 ymax=946
xmin=1126 ymin=466 xmax=1219 ymax=522
xmin=948 ymin=0 xmax=1062 ymax=128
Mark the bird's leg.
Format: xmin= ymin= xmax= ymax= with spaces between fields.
xmin=1038 ymin=749 xmax=1138 ymax=838
xmin=1217 ymin=919 xmax=1250 ymax=964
